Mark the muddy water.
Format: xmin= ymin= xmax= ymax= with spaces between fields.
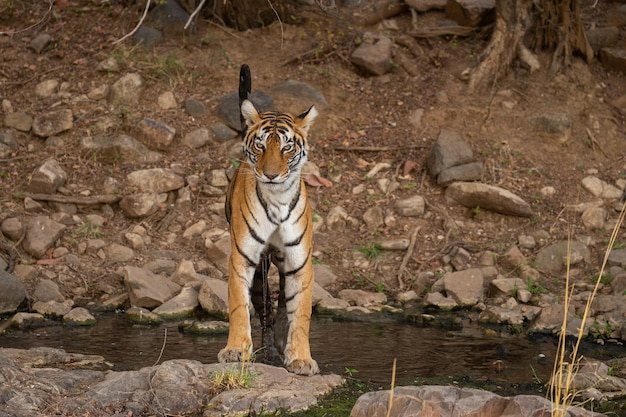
xmin=0 ymin=314 xmax=619 ymax=385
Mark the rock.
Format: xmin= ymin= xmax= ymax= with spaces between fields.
xmin=443 ymin=268 xmax=484 ymax=306
xmin=35 ymin=79 xmax=59 ymax=97
xmin=132 ymin=25 xmax=163 ymax=47
xmin=581 ymin=206 xmax=606 ymax=229
xmin=350 ymin=33 xmax=393 ymax=75
xmin=81 ymin=134 xmax=162 ymax=164
xmin=205 ymin=238 xmax=230 ymax=274
xmin=157 ymin=91 xmax=177 ymax=109
xmin=445 ymin=182 xmax=532 ymax=217
xmin=149 ymin=0 xmax=190 ymax=35
xmin=123 ymin=266 xmax=181 ymax=309
xmin=126 ymin=306 xmax=163 ymax=325
xmin=97 ymin=56 xmax=119 ymax=72
xmin=179 ymin=319 xmax=229 ymax=334
xmin=32 ymin=300 xmax=73 ymax=317
xmin=338 ymin=289 xmax=387 ymax=307
xmin=184 ymin=98 xmax=206 ymax=116
xmin=108 ymin=73 xmax=143 ymax=105
xmin=394 ymin=195 xmax=425 ymax=217
xmin=423 ymin=292 xmax=458 ymax=310
xmin=312 ymin=282 xmax=333 ymax=305
xmin=326 ymin=206 xmax=349 ymax=231
xmin=397 ymin=290 xmax=419 ymax=303
xmin=153 ymin=285 xmax=199 ymax=319
xmin=4 ymin=111 xmax=33 ymax=131
xmin=586 ymin=27 xmax=619 ymax=53
xmin=581 ymin=176 xmax=623 ymax=199
xmin=534 ymin=240 xmax=591 ymax=274
xmin=437 ymin=162 xmax=483 ymax=185
xmin=1 ymin=217 xmax=24 ymax=241
xmin=210 ymin=123 xmax=238 ymax=141
xmin=272 ymin=80 xmax=328 ymax=107
xmin=104 ymin=243 xmax=135 ymax=262
xmin=0 ymin=270 xmax=27 ymax=314
xmin=599 ymin=48 xmax=626 ymax=74
xmin=9 ymin=312 xmax=45 ymax=329
xmin=379 ymin=239 xmax=410 ymax=251
xmin=183 ymin=127 xmax=213 ymax=148
xmin=119 ymin=192 xmax=161 ymax=218
xmin=313 ymin=264 xmax=337 ymax=288
xmin=22 ymin=216 xmax=66 ymax=258
xmin=529 ymin=303 xmax=586 ymax=337
xmin=63 ymin=307 xmax=96 ymax=325
xmin=479 ymin=305 xmax=524 ymax=325
xmin=608 ymin=249 xmax=626 ymax=268
xmin=127 ymin=168 xmax=184 ymax=193
xmin=29 ymin=33 xmax=52 ymax=53
xmin=183 ymin=220 xmax=206 ymax=239
xmin=135 ymin=118 xmax=176 ymax=150
xmin=32 ymin=109 xmax=73 ymax=137
xmin=218 ymin=91 xmax=273 ymax=131
xmin=33 ymin=279 xmax=64 ymax=303
xmin=28 ymin=158 xmax=67 ymax=194
xmin=171 ymin=259 xmax=198 ymax=285
xmin=405 ymin=0 xmax=446 ymax=12
xmin=446 ymin=0 xmax=495 ymax=27
xmin=198 ymin=277 xmax=229 ymax=319
xmin=427 ymin=129 xmax=474 ymax=177
xmin=531 ymin=112 xmax=571 ymax=141
xmin=490 ymin=277 xmax=525 ymax=297
xmin=363 ymin=206 xmax=384 ymax=230
xmin=315 ymin=297 xmax=351 ymax=314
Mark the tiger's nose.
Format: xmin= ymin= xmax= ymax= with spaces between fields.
xmin=265 ymin=172 xmax=279 ymax=180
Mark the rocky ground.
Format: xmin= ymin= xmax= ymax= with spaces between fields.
xmin=1 ymin=0 xmax=626 ymax=416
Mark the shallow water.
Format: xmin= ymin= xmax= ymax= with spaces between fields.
xmin=0 ymin=314 xmax=621 ymax=386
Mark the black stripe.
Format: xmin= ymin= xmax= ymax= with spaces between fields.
xmin=242 ymin=209 xmax=265 ymax=245
xmin=233 ymin=236 xmax=256 ymax=268
xmin=256 ymin=182 xmax=279 ymax=225
xmin=243 ymin=188 xmax=259 ymax=225
xmin=283 ymin=248 xmax=312 ymax=277
xmin=285 ymin=222 xmax=307 ymax=247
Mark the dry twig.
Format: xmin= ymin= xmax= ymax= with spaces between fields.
xmin=113 ymin=0 xmax=152 ymax=45
xmin=22 ymin=193 xmax=123 ymax=205
xmin=397 ymin=226 xmax=421 ymax=290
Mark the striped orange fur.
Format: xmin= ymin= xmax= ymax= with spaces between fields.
xmin=217 ymin=64 xmax=319 ymax=376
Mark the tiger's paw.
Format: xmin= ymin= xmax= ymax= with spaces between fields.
xmin=286 ymin=358 xmax=319 ymax=376
xmin=218 ymin=347 xmax=249 ymax=363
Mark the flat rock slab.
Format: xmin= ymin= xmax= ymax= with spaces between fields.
xmin=446 ymin=182 xmax=532 ymax=217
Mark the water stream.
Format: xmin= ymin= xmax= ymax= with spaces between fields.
xmin=0 ymin=314 xmax=622 ymax=387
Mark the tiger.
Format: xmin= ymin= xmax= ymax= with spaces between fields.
xmin=217 ymin=64 xmax=319 ymax=376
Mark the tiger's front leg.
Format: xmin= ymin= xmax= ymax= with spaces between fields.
xmin=281 ymin=247 xmax=319 ymax=376
xmin=218 ymin=249 xmax=254 ymax=363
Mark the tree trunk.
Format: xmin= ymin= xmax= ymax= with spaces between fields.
xmin=469 ymin=0 xmax=592 ymax=92
xmin=179 ymin=0 xmax=291 ymax=31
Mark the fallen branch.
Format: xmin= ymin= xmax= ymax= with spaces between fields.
xmin=397 ymin=226 xmax=421 ymax=290
xmin=22 ymin=193 xmax=123 ymax=205
xmin=184 ymin=0 xmax=207 ymax=30
xmin=112 ymin=0 xmax=152 ymax=45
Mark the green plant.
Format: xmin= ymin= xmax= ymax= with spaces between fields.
xmin=75 ymin=221 xmax=103 ymax=239
xmin=357 ymin=242 xmax=382 ymax=259
xmin=472 ymin=206 xmax=481 ymax=219
xmin=598 ymin=272 xmax=615 ymax=286
xmin=344 ymin=367 xmax=359 ymax=377
xmin=525 ymin=278 xmax=546 ymax=295
xmin=210 ymin=362 xmax=255 ymax=394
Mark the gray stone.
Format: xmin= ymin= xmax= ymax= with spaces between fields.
xmin=149 ymin=0 xmax=191 ymax=34
xmin=363 ymin=206 xmax=384 ymax=230
xmin=183 ymin=220 xmax=206 ymax=239
xmin=32 ymin=109 xmax=73 ymax=137
xmin=108 ymin=73 xmax=143 ymax=105
xmin=272 ymin=80 xmax=328 ymax=107
xmin=1 ymin=217 xmax=24 ymax=241
xmin=123 ymin=266 xmax=181 ymax=309
xmin=210 ymin=123 xmax=238 ymax=141
xmin=4 ymin=111 xmax=33 ymax=132
xmin=608 ymin=249 xmax=626 ymax=268
xmin=182 ymin=127 xmax=212 ymax=148
xmin=312 ymin=282 xmax=333 ymax=305
xmin=218 ymin=91 xmax=273 ymax=131
xmin=184 ymin=98 xmax=206 ymax=116
xmin=126 ymin=306 xmax=163 ymax=325
xmin=32 ymin=300 xmax=73 ymax=317
xmin=0 ymin=270 xmax=27 ymax=314
xmin=136 ymin=118 xmax=175 ymax=150
xmin=81 ymin=134 xmax=162 ymax=164
xmin=153 ymin=285 xmax=199 ymax=319
xmin=157 ymin=91 xmax=177 ymax=109
xmin=446 ymin=0 xmax=495 ymax=27
xmin=581 ymin=206 xmax=606 ymax=229
xmin=423 ymin=292 xmax=458 ymax=310
xmin=600 ymin=48 xmax=626 ymax=74
xmin=0 ymin=128 xmax=18 ymax=149
xmin=119 ymin=193 xmax=161 ymax=218
xmin=437 ymin=162 xmax=483 ymax=185
xmin=170 ymin=259 xmax=198 ymax=286
xmin=104 ymin=243 xmax=135 ymax=263
xmin=22 ymin=216 xmax=66 ymax=258
xmin=179 ymin=319 xmax=229 ymax=334
xmin=33 ymin=279 xmax=64 ymax=303
xmin=446 ymin=182 xmax=532 ymax=217
xmin=97 ymin=56 xmax=119 ymax=72
xmin=198 ymin=278 xmax=229 ymax=319
xmin=132 ymin=25 xmax=163 ymax=47
xmin=427 ymin=129 xmax=474 ymax=176
xmin=490 ymin=277 xmax=525 ymax=297
xmin=405 ymin=0 xmax=446 ymax=12
xmin=443 ymin=268 xmax=484 ymax=306
xmin=326 ymin=206 xmax=349 ymax=231
xmin=315 ymin=297 xmax=351 ymax=313
xmin=127 ymin=168 xmax=184 ymax=193
xmin=529 ymin=303 xmax=587 ymax=338
xmin=63 ymin=307 xmax=96 ymax=326
xmin=535 ymin=240 xmax=591 ymax=274
xmin=28 ymin=158 xmax=67 ymax=194
xmin=479 ymin=305 xmax=524 ymax=325
xmin=29 ymin=33 xmax=52 ymax=54
xmin=9 ymin=312 xmax=45 ymax=328
xmin=394 ymin=195 xmax=425 ymax=217
xmin=379 ymin=239 xmax=410 ymax=251
xmin=350 ymin=33 xmax=393 ymax=76
xmin=313 ymin=263 xmax=337 ymax=288
xmin=338 ymin=289 xmax=387 ymax=307
xmin=531 ymin=112 xmax=572 ymax=141
xmin=35 ymin=79 xmax=59 ymax=98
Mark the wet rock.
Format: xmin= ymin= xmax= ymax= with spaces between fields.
xmin=397 ymin=290 xmax=419 ymax=303
xmin=4 ymin=111 xmax=33 ymax=131
xmin=394 ymin=195 xmax=425 ymax=217
xmin=29 ymin=33 xmax=52 ymax=54
xmin=0 ymin=270 xmax=27 ymax=314
xmin=119 ymin=192 xmax=161 ymax=218
xmin=81 ymin=134 xmax=162 ymax=164
xmin=9 ymin=312 xmax=45 ymax=329
xmin=534 ymin=240 xmax=591 ymax=274
xmin=179 ymin=319 xmax=229 ymax=334
xmin=198 ymin=277 xmax=229 ymax=319
xmin=443 ymin=268 xmax=484 ymax=306
xmin=427 ymin=129 xmax=474 ymax=177
xmin=33 ymin=279 xmax=64 ymax=303
xmin=126 ymin=306 xmax=163 ymax=325
xmin=218 ymin=91 xmax=273 ymax=131
xmin=28 ymin=158 xmax=67 ymax=194
xmin=338 ymin=289 xmax=387 ymax=307
xmin=108 ymin=73 xmax=143 ymax=105
xmin=446 ymin=182 xmax=532 ymax=217
xmin=446 ymin=0 xmax=495 ymax=27
xmin=136 ymin=118 xmax=175 ymax=150
xmin=350 ymin=385 xmax=604 ymax=417
xmin=63 ymin=307 xmax=96 ymax=325
xmin=599 ymin=48 xmax=626 ymax=74
xmin=22 ymin=216 xmax=66 ymax=258
xmin=132 ymin=25 xmax=163 ymax=47
xmin=123 ymin=266 xmax=181 ymax=309
xmin=272 ymin=80 xmax=328 ymax=107
xmin=183 ymin=127 xmax=213 ymax=148
xmin=184 ymin=98 xmax=206 ymax=116
xmin=32 ymin=300 xmax=73 ymax=317
xmin=530 ymin=112 xmax=572 ymax=141
xmin=32 ymin=109 xmax=73 ymax=137
xmin=153 ymin=285 xmax=199 ymax=319
xmin=127 ymin=168 xmax=184 ymax=193
xmin=1 ymin=217 xmax=24 ymax=241
xmin=350 ymin=33 xmax=393 ymax=75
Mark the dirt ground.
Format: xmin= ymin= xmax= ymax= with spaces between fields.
xmin=1 ymin=0 xmax=625 ymax=301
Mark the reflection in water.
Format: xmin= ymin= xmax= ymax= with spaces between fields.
xmin=0 ymin=314 xmax=609 ymax=385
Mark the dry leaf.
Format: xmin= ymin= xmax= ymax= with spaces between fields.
xmin=304 ymin=173 xmax=333 ymax=187
xmin=403 ymin=160 xmax=418 ymax=177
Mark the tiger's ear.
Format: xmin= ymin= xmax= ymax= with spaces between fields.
xmin=296 ymin=105 xmax=318 ymax=133
xmin=241 ymin=99 xmax=260 ymax=128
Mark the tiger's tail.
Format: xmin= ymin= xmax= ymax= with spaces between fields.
xmin=239 ymin=64 xmax=252 ymax=136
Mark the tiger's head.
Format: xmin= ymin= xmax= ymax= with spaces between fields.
xmin=240 ymin=99 xmax=317 ymax=185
